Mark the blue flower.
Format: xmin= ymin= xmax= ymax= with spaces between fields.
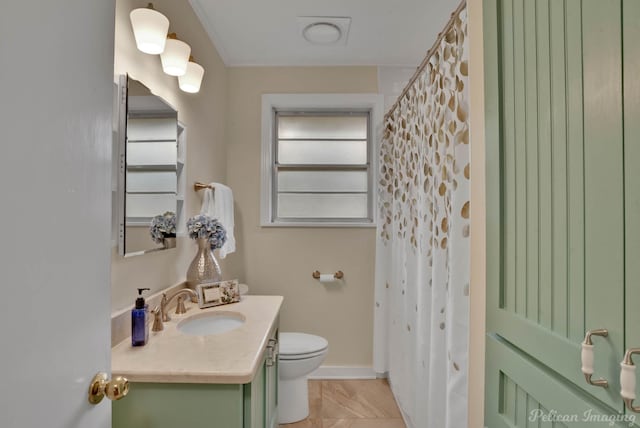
xmin=149 ymin=212 xmax=177 ymax=244
xmin=186 ymin=214 xmax=227 ymax=250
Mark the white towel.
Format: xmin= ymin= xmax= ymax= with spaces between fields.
xmin=200 ymin=183 xmax=236 ymax=258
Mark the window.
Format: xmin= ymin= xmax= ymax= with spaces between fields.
xmin=261 ymin=94 xmax=383 ymax=226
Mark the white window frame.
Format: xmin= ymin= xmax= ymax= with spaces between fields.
xmin=261 ymin=93 xmax=384 ymax=227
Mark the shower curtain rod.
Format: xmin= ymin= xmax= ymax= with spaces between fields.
xmin=384 ymin=0 xmax=467 ymax=120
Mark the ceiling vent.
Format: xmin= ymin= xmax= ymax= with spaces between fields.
xmin=297 ymin=16 xmax=351 ymax=46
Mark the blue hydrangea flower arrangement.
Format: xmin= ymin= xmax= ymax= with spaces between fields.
xmin=186 ymin=214 xmax=227 ymax=250
xmin=149 ymin=211 xmax=177 ymax=244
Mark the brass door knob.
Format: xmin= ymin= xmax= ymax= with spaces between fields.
xmin=88 ymin=372 xmax=129 ymax=405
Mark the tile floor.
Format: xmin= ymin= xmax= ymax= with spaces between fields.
xmin=280 ymin=379 xmax=406 ymax=428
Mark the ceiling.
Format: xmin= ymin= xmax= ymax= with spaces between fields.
xmin=189 ymin=0 xmax=461 ymax=67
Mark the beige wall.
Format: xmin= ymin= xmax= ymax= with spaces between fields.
xmin=110 ymin=3 xmax=484 ymax=405
xmin=468 ymin=0 xmax=486 ymax=426
xmin=225 ymin=67 xmax=378 ymax=366
xmin=111 ymin=0 xmax=228 ymax=312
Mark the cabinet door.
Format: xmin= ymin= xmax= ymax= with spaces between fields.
xmin=113 ymin=383 xmax=244 ymax=428
xmin=484 ymin=0 xmax=625 ymax=414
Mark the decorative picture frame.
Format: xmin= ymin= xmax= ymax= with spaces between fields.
xmin=195 ymin=279 xmax=241 ymax=309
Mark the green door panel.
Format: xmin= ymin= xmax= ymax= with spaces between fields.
xmin=623 ymin=0 xmax=640 ymax=418
xmin=486 ymin=335 xmax=635 ymax=428
xmin=484 ymin=0 xmax=625 ymax=411
xmin=582 ymin=0 xmax=625 ymax=411
xmin=623 ymin=0 xmax=640 ymax=356
xmin=113 ymin=383 xmax=244 ymax=428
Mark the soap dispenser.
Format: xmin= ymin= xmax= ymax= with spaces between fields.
xmin=132 ymin=288 xmax=151 ymax=346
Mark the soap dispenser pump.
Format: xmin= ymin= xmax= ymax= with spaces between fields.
xmin=132 ymin=288 xmax=151 ymax=346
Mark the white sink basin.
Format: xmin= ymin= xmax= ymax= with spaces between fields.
xmin=177 ymin=311 xmax=246 ymax=336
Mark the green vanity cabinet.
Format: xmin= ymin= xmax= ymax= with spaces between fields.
xmin=113 ymin=331 xmax=279 ymax=428
xmin=484 ymin=0 xmax=640 ymax=426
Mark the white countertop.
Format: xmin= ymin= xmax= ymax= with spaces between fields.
xmin=111 ymin=295 xmax=283 ymax=384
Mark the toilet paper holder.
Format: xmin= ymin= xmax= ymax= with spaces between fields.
xmin=312 ymin=270 xmax=344 ymax=280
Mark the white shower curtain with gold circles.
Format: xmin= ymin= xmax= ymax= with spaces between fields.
xmin=374 ymin=6 xmax=469 ymax=428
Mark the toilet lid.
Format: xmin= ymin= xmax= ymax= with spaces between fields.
xmin=279 ymin=332 xmax=328 ymax=357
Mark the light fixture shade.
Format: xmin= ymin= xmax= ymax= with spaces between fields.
xmin=129 ymin=7 xmax=169 ymax=54
xmin=160 ymin=38 xmax=191 ymax=76
xmin=179 ymin=61 xmax=205 ymax=93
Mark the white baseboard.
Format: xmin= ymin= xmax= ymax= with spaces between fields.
xmin=308 ymin=366 xmax=384 ymax=380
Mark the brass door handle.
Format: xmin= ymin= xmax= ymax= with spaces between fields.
xmin=88 ymin=372 xmax=129 ymax=405
xmin=581 ymin=329 xmax=609 ymax=388
xmin=621 ymin=348 xmax=640 ymax=412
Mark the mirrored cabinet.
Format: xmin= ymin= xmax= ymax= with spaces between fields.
xmin=114 ymin=75 xmax=186 ymax=257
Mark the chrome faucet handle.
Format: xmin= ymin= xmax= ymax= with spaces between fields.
xmin=151 ymin=307 xmax=164 ymax=332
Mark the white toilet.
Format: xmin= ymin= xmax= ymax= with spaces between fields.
xmin=278 ymin=332 xmax=328 ymax=424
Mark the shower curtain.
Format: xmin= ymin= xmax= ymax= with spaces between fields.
xmin=374 ymin=4 xmax=469 ymax=428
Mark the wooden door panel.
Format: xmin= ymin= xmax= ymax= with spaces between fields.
xmin=485 ymin=0 xmax=625 ymax=410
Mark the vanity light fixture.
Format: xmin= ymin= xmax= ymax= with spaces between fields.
xmin=129 ymin=3 xmax=169 ymax=55
xmin=178 ymin=56 xmax=205 ymax=93
xmin=160 ymin=33 xmax=191 ymax=76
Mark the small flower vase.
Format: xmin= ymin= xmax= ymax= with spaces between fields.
xmin=186 ymin=238 xmax=222 ymax=290
xmin=162 ymin=236 xmax=176 ymax=249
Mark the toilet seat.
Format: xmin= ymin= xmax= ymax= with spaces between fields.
xmin=279 ymin=332 xmax=328 ymax=360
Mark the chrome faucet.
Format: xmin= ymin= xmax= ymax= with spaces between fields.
xmin=151 ymin=288 xmax=198 ymax=332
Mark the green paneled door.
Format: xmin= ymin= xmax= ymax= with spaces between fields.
xmin=624 ymin=0 xmax=640 ymax=383
xmin=485 ymin=0 xmax=639 ymax=424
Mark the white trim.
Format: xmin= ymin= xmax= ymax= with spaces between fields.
xmin=260 ymin=93 xmax=384 ymax=228
xmin=188 ymin=0 xmax=231 ymax=66
xmin=261 ymin=222 xmax=377 ymax=229
xmin=307 ymin=365 xmax=381 ymax=380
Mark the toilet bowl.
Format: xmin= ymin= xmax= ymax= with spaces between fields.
xmin=278 ymin=332 xmax=328 ymax=424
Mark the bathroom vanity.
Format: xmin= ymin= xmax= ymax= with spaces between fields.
xmin=111 ymin=295 xmax=282 ymax=428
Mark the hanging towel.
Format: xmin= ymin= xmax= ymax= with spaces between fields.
xmin=200 ymin=182 xmax=236 ymax=259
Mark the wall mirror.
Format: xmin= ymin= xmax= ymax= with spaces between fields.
xmin=116 ymin=75 xmax=184 ymax=257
